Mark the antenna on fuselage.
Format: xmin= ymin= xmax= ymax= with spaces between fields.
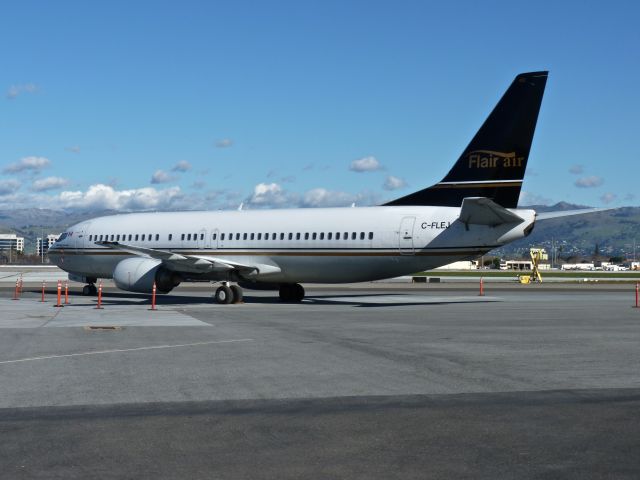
xmin=238 ymin=202 xmax=244 ymax=211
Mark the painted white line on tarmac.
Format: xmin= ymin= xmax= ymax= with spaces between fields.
xmin=0 ymin=338 xmax=254 ymax=365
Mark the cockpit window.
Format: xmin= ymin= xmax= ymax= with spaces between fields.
xmin=57 ymin=232 xmax=68 ymax=242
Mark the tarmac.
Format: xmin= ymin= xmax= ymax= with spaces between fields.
xmin=1 ymin=271 xmax=640 ymax=478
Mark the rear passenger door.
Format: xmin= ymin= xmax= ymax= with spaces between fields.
xmin=399 ymin=216 xmax=416 ymax=255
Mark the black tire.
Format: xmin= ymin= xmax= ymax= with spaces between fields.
xmin=292 ymin=283 xmax=305 ymax=302
xmin=82 ymin=285 xmax=91 ymax=296
xmin=89 ymin=284 xmax=97 ymax=296
xmin=279 ymin=284 xmax=304 ymax=302
xmin=279 ymin=284 xmax=292 ymax=302
xmin=230 ymin=285 xmax=243 ymax=304
xmin=215 ymin=285 xmax=233 ymax=304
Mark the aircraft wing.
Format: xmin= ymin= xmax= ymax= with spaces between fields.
xmin=94 ymin=241 xmax=281 ymax=276
xmin=459 ymin=197 xmax=524 ymax=226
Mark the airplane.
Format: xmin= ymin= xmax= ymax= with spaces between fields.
xmin=47 ymin=71 xmax=592 ymax=303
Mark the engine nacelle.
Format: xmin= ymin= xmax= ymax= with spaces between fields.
xmin=112 ymin=258 xmax=181 ymax=293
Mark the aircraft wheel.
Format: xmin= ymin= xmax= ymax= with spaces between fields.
xmin=230 ymin=285 xmax=243 ymax=304
xmin=214 ymin=285 xmax=233 ymax=304
xmin=278 ymin=284 xmax=292 ymax=302
xmin=292 ymin=283 xmax=305 ymax=302
xmin=279 ymin=284 xmax=304 ymax=302
xmin=82 ymin=285 xmax=96 ymax=296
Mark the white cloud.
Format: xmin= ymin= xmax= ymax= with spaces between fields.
xmin=171 ymin=160 xmax=191 ymax=172
xmin=301 ymin=188 xmax=356 ymax=208
xmin=302 ymin=188 xmax=381 ymax=207
xmin=600 ymin=192 xmax=617 ymax=204
xmin=247 ymin=182 xmax=292 ymax=207
xmin=575 ymin=176 xmax=604 ymax=188
xmin=150 ymin=170 xmax=175 ymax=184
xmin=518 ymin=191 xmax=553 ymax=206
xmin=383 ymin=175 xmax=407 ymax=191
xmin=0 ymin=177 xmax=388 ymax=211
xmin=349 ymin=156 xmax=382 ymax=172
xmin=3 ymin=156 xmax=50 ymax=173
xmin=0 ymin=179 xmax=21 ymax=196
xmin=244 ymin=182 xmax=382 ymax=209
xmin=57 ymin=184 xmax=184 ymax=210
xmin=569 ymin=164 xmax=584 ymax=175
xmin=31 ymin=176 xmax=70 ymax=192
xmin=215 ymin=138 xmax=233 ymax=148
xmin=6 ymin=83 xmax=38 ymax=100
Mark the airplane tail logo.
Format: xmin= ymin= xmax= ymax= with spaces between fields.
xmin=385 ymin=71 xmax=548 ymax=208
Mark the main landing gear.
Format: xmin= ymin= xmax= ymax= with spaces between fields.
xmin=82 ymin=284 xmax=97 ymax=296
xmin=213 ymin=282 xmax=306 ymax=304
xmin=279 ymin=283 xmax=305 ymax=302
xmin=214 ymin=283 xmax=243 ymax=304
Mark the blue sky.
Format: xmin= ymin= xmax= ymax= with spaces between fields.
xmin=1 ymin=0 xmax=638 ymax=211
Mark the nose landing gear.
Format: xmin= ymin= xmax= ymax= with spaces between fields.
xmin=82 ymin=284 xmax=97 ymax=296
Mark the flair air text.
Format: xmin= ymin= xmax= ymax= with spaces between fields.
xmin=467 ymin=150 xmax=523 ymax=168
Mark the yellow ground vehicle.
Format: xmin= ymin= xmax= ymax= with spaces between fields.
xmin=518 ymin=248 xmax=548 ymax=284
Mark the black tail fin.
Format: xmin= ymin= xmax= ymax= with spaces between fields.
xmin=384 ymin=71 xmax=548 ymax=208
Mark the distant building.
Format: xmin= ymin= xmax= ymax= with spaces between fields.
xmin=501 ymin=260 xmax=550 ymax=270
xmin=36 ymin=234 xmax=60 ymax=256
xmin=0 ymin=233 xmax=25 ymax=254
xmin=561 ymin=263 xmax=595 ymax=271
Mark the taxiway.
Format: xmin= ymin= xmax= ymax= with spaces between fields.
xmin=1 ymin=281 xmax=639 ymax=479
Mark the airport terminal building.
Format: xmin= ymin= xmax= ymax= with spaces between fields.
xmin=0 ymin=233 xmax=25 ymax=254
xmin=36 ymin=234 xmax=60 ymax=256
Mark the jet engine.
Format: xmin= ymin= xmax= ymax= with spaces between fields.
xmin=112 ymin=258 xmax=181 ymax=293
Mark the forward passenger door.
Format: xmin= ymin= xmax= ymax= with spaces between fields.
xmin=197 ymin=228 xmax=207 ymax=249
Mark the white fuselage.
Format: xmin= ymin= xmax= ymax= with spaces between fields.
xmin=48 ymin=206 xmax=535 ymax=284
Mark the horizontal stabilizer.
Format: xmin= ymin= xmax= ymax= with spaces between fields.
xmin=535 ymin=208 xmax=612 ymax=221
xmin=459 ymin=197 xmax=524 ymax=226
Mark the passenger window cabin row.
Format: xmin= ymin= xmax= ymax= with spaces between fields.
xmin=89 ymin=233 xmax=160 ymax=242
xmin=89 ymin=231 xmax=375 ymax=243
xmin=214 ymin=231 xmax=374 ymax=241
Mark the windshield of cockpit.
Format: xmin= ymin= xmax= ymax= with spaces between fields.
xmin=52 ymin=232 xmax=70 ymax=247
